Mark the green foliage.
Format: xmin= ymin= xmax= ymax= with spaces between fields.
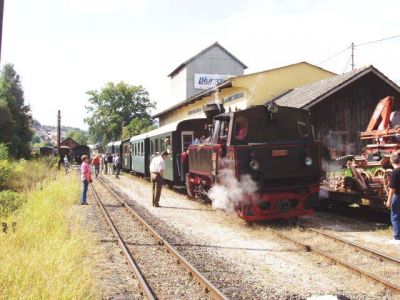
xmin=66 ymin=129 xmax=88 ymax=145
xmin=0 ymin=143 xmax=8 ymax=160
xmin=85 ymin=82 xmax=155 ymax=143
xmin=0 ymin=190 xmax=25 ymax=217
xmin=126 ymin=117 xmax=157 ymax=137
xmin=0 ymin=64 xmax=33 ymax=158
xmin=0 ymin=158 xmax=57 ymax=192
xmin=31 ymin=134 xmax=41 ymax=144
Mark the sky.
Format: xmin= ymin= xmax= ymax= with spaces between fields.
xmin=3 ymin=0 xmax=400 ymax=129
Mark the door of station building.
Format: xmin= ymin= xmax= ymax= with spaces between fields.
xmin=181 ymin=131 xmax=193 ymax=152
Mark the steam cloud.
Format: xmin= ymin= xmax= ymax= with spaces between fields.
xmin=208 ymin=168 xmax=258 ymax=213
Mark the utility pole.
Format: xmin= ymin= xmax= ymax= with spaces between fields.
xmin=57 ymin=110 xmax=61 ymax=154
xmin=351 ymin=42 xmax=355 ymax=71
xmin=0 ymin=0 xmax=4 ymax=63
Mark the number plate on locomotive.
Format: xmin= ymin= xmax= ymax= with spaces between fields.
xmin=272 ymin=150 xmax=288 ymax=157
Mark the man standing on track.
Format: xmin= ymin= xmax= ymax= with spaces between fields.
xmin=149 ymin=151 xmax=169 ymax=207
xmin=387 ymin=153 xmax=400 ymax=244
xmin=92 ymin=155 xmax=100 ymax=178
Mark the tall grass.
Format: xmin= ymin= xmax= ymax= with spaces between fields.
xmin=0 ymin=173 xmax=97 ymax=299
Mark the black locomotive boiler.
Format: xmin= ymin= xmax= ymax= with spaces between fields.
xmin=187 ymin=103 xmax=321 ymax=221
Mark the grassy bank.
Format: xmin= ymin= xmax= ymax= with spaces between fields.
xmin=0 ymin=170 xmax=96 ymax=299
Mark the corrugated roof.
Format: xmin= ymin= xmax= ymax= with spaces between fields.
xmin=168 ymin=41 xmax=247 ymax=78
xmin=275 ymin=65 xmax=400 ymax=109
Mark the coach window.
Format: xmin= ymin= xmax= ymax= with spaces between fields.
xmin=155 ymin=139 xmax=159 ymax=154
xmin=234 ymin=116 xmax=247 ymax=140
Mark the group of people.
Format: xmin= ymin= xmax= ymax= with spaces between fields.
xmin=89 ymin=153 xmax=122 ymax=178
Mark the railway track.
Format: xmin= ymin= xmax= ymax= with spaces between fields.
xmin=270 ymin=225 xmax=400 ymax=294
xmin=90 ymin=177 xmax=228 ymax=300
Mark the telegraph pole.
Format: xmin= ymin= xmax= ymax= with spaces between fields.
xmin=57 ymin=110 xmax=61 ymax=154
xmin=351 ymin=42 xmax=355 ymax=71
xmin=0 ymin=0 xmax=4 ymax=63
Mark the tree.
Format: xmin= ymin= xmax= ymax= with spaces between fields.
xmin=126 ymin=117 xmax=157 ymax=137
xmin=66 ymin=129 xmax=88 ymax=145
xmin=0 ymin=64 xmax=32 ymax=158
xmin=85 ymin=82 xmax=155 ymax=143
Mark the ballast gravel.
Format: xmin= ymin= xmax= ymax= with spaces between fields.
xmin=100 ymin=174 xmax=398 ymax=299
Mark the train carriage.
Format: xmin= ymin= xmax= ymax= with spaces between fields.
xmin=121 ymin=138 xmax=131 ymax=171
xmin=147 ymin=118 xmax=208 ymax=184
xmin=39 ymin=146 xmax=55 ymax=157
xmin=112 ymin=141 xmax=122 ymax=156
xmin=106 ymin=142 xmax=114 ymax=154
xmin=130 ymin=133 xmax=149 ymax=175
xmin=73 ymin=145 xmax=91 ymax=164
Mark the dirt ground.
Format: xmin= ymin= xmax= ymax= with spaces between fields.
xmin=98 ymin=173 xmax=399 ymax=300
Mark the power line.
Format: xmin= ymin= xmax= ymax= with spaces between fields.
xmin=342 ymin=55 xmax=351 ymax=73
xmin=317 ymin=46 xmax=350 ymax=65
xmin=355 ymin=33 xmax=400 ymax=47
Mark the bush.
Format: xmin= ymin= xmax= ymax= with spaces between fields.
xmin=0 ymin=143 xmax=8 ymax=160
xmin=0 ymin=190 xmax=25 ymax=217
xmin=2 ymin=157 xmax=57 ymax=192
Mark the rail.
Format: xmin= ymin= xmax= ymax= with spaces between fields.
xmin=270 ymin=228 xmax=400 ymax=293
xmin=97 ymin=176 xmax=229 ymax=300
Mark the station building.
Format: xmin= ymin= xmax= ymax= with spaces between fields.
xmin=154 ymin=42 xmax=336 ymax=126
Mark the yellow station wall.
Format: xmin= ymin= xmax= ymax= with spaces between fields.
xmin=159 ymin=62 xmax=335 ymax=126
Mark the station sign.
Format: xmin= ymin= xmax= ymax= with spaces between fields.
xmin=194 ymin=74 xmax=231 ymax=90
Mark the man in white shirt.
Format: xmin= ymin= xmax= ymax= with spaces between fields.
xmin=149 ymin=151 xmax=169 ymax=207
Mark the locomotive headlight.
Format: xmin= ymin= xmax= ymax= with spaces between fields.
xmin=305 ymin=156 xmax=313 ymax=166
xmin=250 ymin=160 xmax=260 ymax=170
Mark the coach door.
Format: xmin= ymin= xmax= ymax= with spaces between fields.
xmin=181 ymin=131 xmax=193 ymax=152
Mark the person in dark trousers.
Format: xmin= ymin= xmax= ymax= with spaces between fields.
xmin=149 ymin=151 xmax=169 ymax=207
xmin=80 ymin=155 xmax=92 ymax=205
xmin=386 ymin=152 xmax=400 ymax=244
xmin=107 ymin=153 xmax=113 ymax=175
xmin=92 ymin=155 xmax=100 ymax=178
xmin=114 ymin=154 xmax=122 ymax=178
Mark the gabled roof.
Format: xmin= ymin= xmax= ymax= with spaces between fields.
xmin=275 ymin=65 xmax=400 ymax=109
xmin=168 ymin=41 xmax=247 ymax=78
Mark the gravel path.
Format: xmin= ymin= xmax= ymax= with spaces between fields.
xmin=100 ymin=173 xmax=398 ymax=299
xmin=91 ymin=179 xmax=213 ymax=300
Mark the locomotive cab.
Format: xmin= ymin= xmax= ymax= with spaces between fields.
xmin=187 ymin=103 xmax=321 ymax=222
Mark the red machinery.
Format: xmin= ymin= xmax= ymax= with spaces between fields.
xmin=329 ymin=96 xmax=399 ymax=203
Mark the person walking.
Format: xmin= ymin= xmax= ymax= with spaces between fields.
xmin=63 ymin=155 xmax=69 ymax=174
xmin=387 ymin=153 xmax=400 ymax=244
xmin=107 ymin=153 xmax=113 ymax=175
xmin=92 ymin=155 xmax=100 ymax=178
xmin=149 ymin=151 xmax=169 ymax=207
xmin=114 ymin=154 xmax=122 ymax=178
xmin=80 ymin=155 xmax=92 ymax=205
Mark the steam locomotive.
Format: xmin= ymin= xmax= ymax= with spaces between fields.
xmin=112 ymin=102 xmax=321 ymax=221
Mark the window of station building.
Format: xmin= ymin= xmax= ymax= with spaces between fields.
xmin=234 ymin=116 xmax=248 ymax=140
xmin=141 ymin=142 xmax=144 ymax=156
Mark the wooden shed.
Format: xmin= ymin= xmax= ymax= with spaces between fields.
xmin=60 ymin=137 xmax=80 ymax=149
xmin=275 ymin=66 xmax=400 ymax=157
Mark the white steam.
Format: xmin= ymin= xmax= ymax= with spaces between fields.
xmin=208 ymin=169 xmax=258 ymax=213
